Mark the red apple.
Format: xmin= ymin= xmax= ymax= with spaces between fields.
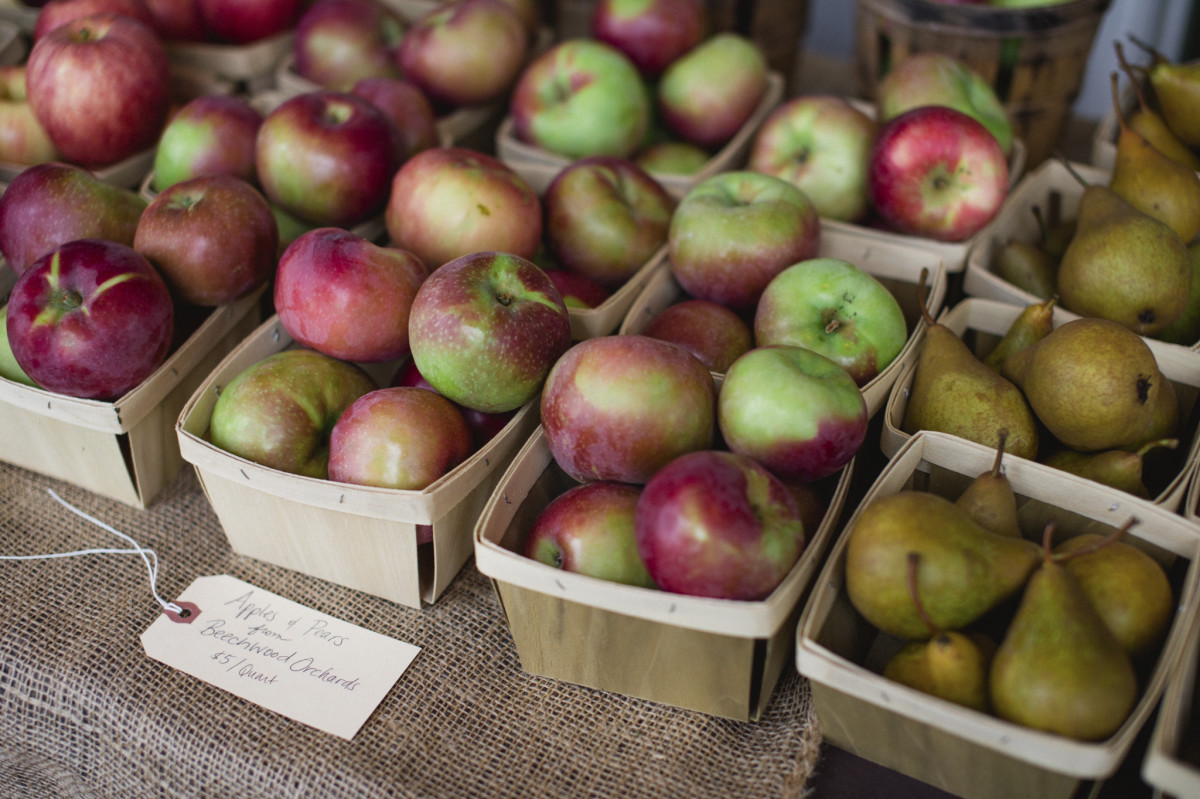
xmin=408 ymin=250 xmax=571 ymax=413
xmin=667 ymin=170 xmax=820 ymax=311
xmin=390 ymin=356 xmax=515 ymax=449
xmin=398 ymin=0 xmax=528 ymax=111
xmin=0 ymin=65 xmax=60 ymax=167
xmin=274 ymin=227 xmax=427 ymax=363
xmin=748 ymin=94 xmax=878 ymax=223
xmin=26 ymin=12 xmax=172 ymax=168
xmin=133 ymin=174 xmax=279 ymax=307
xmin=642 ymin=297 xmax=752 ymax=373
xmin=542 ymin=155 xmax=675 ymax=289
xmin=327 ymin=386 xmax=473 ymax=490
xmin=656 ymin=32 xmax=767 ymax=149
xmin=591 ymin=0 xmax=706 ymax=78
xmin=635 ymin=448 xmax=805 ymax=600
xmin=386 ymin=146 xmax=542 ymax=269
xmin=197 ymin=0 xmax=303 ymax=44
xmin=867 ymin=104 xmax=1009 ymax=242
xmin=525 ymin=480 xmax=657 ymax=588
xmin=542 ymin=268 xmax=611 ymax=309
xmin=207 ymin=347 xmax=378 ymax=478
xmin=32 ymin=0 xmax=154 ymax=40
xmin=292 ymin=0 xmax=405 ymax=91
xmin=255 ymin=89 xmax=401 ymax=228
xmin=142 ymin=0 xmax=205 ymax=41
xmin=718 ymin=345 xmax=867 ymax=482
xmin=509 ymin=37 xmax=650 ymax=160
xmin=5 ymin=238 xmax=173 ymax=400
xmin=151 ymin=93 xmax=263 ymax=192
xmin=540 ymin=334 xmax=715 ymax=484
xmin=0 ymin=161 xmax=147 ymax=277
xmin=350 ymin=77 xmax=438 ymax=161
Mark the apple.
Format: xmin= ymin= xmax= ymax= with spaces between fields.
xmin=874 ymin=51 xmax=1014 ymax=156
xmin=540 ymin=334 xmax=716 ymax=484
xmin=133 ymin=174 xmax=279 ymax=307
xmin=747 ymin=94 xmax=878 ymax=223
xmin=635 ymin=448 xmax=804 ymax=600
xmin=32 ymin=0 xmax=154 ymax=40
xmin=408 ymin=250 xmax=571 ymax=413
xmin=0 ymin=65 xmax=60 ymax=167
xmin=197 ymin=0 xmax=303 ymax=44
xmin=0 ymin=304 xmax=39 ymax=386
xmin=390 ymin=356 xmax=516 ymax=449
xmin=633 ymin=140 xmax=709 ymax=175
xmin=0 ymin=161 xmax=147 ymax=277
xmin=509 ymin=38 xmax=651 ymax=160
xmin=256 ymin=89 xmax=401 ymax=228
xmin=667 ymin=170 xmax=819 ymax=311
xmin=398 ymin=0 xmax=528 ymax=111
xmin=542 ymin=268 xmax=611 ymax=309
xmin=274 ymin=227 xmax=427 ymax=363
xmin=350 ymin=77 xmax=438 ymax=161
xmin=867 ymin=104 xmax=1009 ymax=242
xmin=209 ymin=348 xmax=378 ymax=478
xmin=718 ymin=345 xmax=867 ymax=483
xmin=656 ymin=32 xmax=767 ymax=149
xmin=26 ymin=12 xmax=172 ymax=169
xmin=292 ymin=0 xmax=405 ymax=91
xmin=151 ymin=93 xmax=263 ymax=192
xmin=543 ymin=155 xmax=675 ymax=289
xmin=5 ymin=238 xmax=173 ymax=400
xmin=525 ymin=480 xmax=657 ymax=588
xmin=386 ymin=146 xmax=542 ymax=269
xmin=327 ymin=386 xmax=473 ymax=490
xmin=142 ymin=0 xmax=205 ymax=41
xmin=753 ymin=257 xmax=908 ymax=387
xmin=590 ymin=0 xmax=707 ymax=78
xmin=642 ymin=297 xmax=752 ymax=373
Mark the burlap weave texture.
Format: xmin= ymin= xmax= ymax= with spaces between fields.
xmin=0 ymin=460 xmax=822 ymax=798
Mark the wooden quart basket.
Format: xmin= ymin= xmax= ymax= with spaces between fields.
xmin=474 ymin=425 xmax=853 ymax=721
xmin=797 ymin=429 xmax=1200 ymax=799
xmin=854 ymin=0 xmax=1113 ymax=167
xmin=176 ymin=315 xmax=540 ymax=609
xmin=881 ymin=297 xmax=1200 ymax=512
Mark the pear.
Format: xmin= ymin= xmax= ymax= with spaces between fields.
xmin=1031 ymin=203 xmax=1075 ymax=262
xmin=844 ymin=490 xmax=1042 ymax=640
xmin=1127 ymin=375 xmax=1181 ymax=451
xmin=901 ymin=273 xmax=1039 ymax=460
xmin=955 ymin=428 xmax=1023 ymax=539
xmin=989 ymin=520 xmax=1140 ymax=741
xmin=1115 ymin=42 xmax=1200 ymax=172
xmin=984 ymin=296 xmax=1056 ymax=376
xmin=882 ymin=552 xmax=993 ymax=712
xmin=1055 ymin=530 xmax=1175 ymax=658
xmin=1130 ymin=35 xmax=1200 ymax=148
xmin=995 ymin=238 xmax=1056 ymax=301
xmin=1107 ymin=72 xmax=1200 ymax=244
xmin=1055 ymin=180 xmax=1191 ymax=337
xmin=1005 ymin=317 xmax=1168 ymax=452
xmin=1155 ymin=242 xmax=1200 ymax=347
xmin=1042 ymin=438 xmax=1179 ymax=499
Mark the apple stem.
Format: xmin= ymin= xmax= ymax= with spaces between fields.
xmin=497 ymin=292 xmax=513 ymax=307
xmin=825 ymin=319 xmax=840 ymax=335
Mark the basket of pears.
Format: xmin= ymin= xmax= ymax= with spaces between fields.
xmin=883 ymin=293 xmax=1200 ymax=511
xmin=796 ymin=429 xmax=1200 ymax=799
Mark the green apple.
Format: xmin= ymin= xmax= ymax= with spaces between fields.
xmin=657 ymin=32 xmax=768 ymax=149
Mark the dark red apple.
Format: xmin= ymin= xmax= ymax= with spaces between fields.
xmin=591 ymin=0 xmax=707 ymax=77
xmin=151 ymin=93 xmax=263 ymax=192
xmin=32 ymin=0 xmax=154 ymax=41
xmin=642 ymin=298 xmax=752 ymax=373
xmin=293 ymin=0 xmax=405 ymax=91
xmin=542 ymin=268 xmax=611 ymax=309
xmin=197 ymin=0 xmax=303 ymax=44
xmin=390 ymin=357 xmax=516 ymax=450
xmin=350 ymin=77 xmax=438 ymax=161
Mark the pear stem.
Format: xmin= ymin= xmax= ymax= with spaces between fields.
xmin=1040 ymin=520 xmax=1056 ymax=561
xmin=1053 ymin=517 xmax=1139 ymax=564
xmin=1110 ymin=71 xmax=1130 ymax=134
xmin=906 ymin=551 xmax=939 ymax=637
xmin=1055 ymin=155 xmax=1094 ymax=190
xmin=1136 ymin=438 xmax=1179 ymax=458
xmin=1114 ymin=41 xmax=1152 ymax=115
xmin=990 ymin=429 xmax=1009 ymax=478
xmin=1126 ymin=33 xmax=1168 ymax=67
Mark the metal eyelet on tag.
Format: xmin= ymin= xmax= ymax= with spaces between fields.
xmin=165 ymin=601 xmax=201 ymax=624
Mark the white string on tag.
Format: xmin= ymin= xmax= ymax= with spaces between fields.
xmin=0 ymin=488 xmax=183 ymax=615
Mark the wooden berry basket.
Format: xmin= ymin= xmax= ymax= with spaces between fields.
xmin=1143 ymin=594 xmax=1200 ymax=799
xmin=618 ymin=224 xmax=950 ymax=418
xmin=0 ymin=269 xmax=264 ymax=508
xmin=796 ymin=429 xmax=1200 ymax=799
xmin=175 ymin=314 xmax=540 ymax=609
xmin=165 ymin=30 xmax=294 ymax=93
xmin=853 ymin=0 xmax=1113 ymax=168
xmin=881 ymin=297 xmax=1200 ymax=512
xmin=474 ymin=424 xmax=853 ymax=721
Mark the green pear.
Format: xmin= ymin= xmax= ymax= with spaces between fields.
xmin=995 ymin=238 xmax=1057 ymax=301
xmin=1115 ymin=41 xmax=1200 ymax=171
xmin=1155 ymin=242 xmax=1200 ymax=347
xmin=1130 ymin=35 xmax=1200 ymax=148
xmin=844 ymin=490 xmax=1042 ymax=640
xmin=955 ymin=429 xmax=1023 ymax=539
xmin=984 ymin=296 xmax=1056 ymax=376
xmin=990 ymin=521 xmax=1140 ymax=741
xmin=1004 ymin=317 xmax=1170 ymax=452
xmin=1042 ymin=438 xmax=1179 ymax=499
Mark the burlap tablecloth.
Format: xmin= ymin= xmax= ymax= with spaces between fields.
xmin=0 ymin=459 xmax=823 ymax=798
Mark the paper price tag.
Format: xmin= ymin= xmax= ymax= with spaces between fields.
xmin=141 ymin=574 xmax=420 ymax=740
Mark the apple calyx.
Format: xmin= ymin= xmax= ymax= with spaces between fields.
xmin=322 ymin=99 xmax=357 ymax=127
xmin=69 ymin=21 xmax=110 ymax=44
